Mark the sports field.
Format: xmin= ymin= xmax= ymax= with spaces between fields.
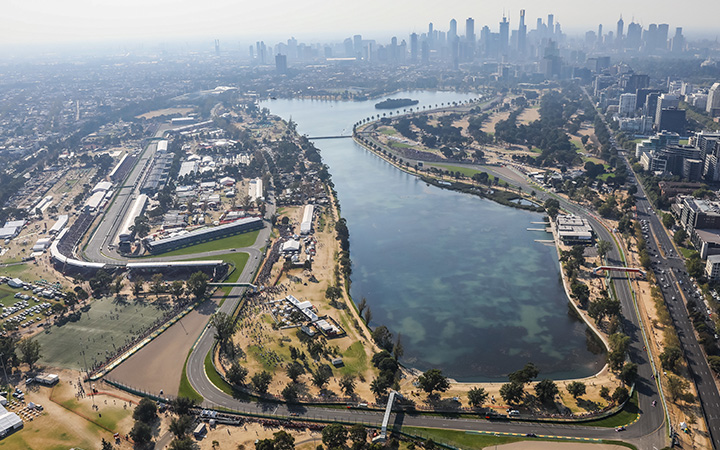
xmin=143 ymin=230 xmax=260 ymax=257
xmin=35 ymin=296 xmax=167 ymax=370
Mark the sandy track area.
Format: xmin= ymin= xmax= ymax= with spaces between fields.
xmin=107 ymin=295 xmax=221 ymax=395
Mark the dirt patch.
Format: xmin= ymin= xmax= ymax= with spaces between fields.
xmin=107 ymin=295 xmax=220 ymax=396
xmin=136 ymin=108 xmax=194 ymax=119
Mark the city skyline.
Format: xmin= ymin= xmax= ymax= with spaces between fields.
xmin=2 ymin=0 xmax=719 ymax=51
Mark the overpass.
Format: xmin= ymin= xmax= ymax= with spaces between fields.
xmin=208 ymin=282 xmax=259 ymax=291
xmin=592 ymin=266 xmax=646 ymax=277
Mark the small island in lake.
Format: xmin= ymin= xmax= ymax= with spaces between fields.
xmin=375 ymin=98 xmax=419 ymax=109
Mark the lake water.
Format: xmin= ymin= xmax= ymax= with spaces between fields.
xmin=262 ymin=92 xmax=604 ymax=381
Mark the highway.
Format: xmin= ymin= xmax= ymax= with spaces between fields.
xmin=626 ymin=160 xmax=720 ymax=448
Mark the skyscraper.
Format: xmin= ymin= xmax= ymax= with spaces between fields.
xmin=410 ymin=33 xmax=419 ymax=63
xmin=597 ymin=24 xmax=603 ymax=44
xmin=499 ymin=16 xmax=510 ymax=53
xmin=547 ymin=14 xmax=554 ymax=36
xmin=465 ymin=18 xmax=475 ymax=42
xmin=616 ymin=16 xmax=624 ymax=41
xmin=671 ymin=27 xmax=685 ymax=53
xmin=517 ymin=10 xmax=526 ymax=53
xmin=275 ymin=54 xmax=287 ymax=75
xmin=626 ymin=22 xmax=642 ymax=48
xmin=449 ymin=19 xmax=457 ymax=42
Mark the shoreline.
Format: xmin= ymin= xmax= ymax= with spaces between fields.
xmin=351 ymin=125 xmax=612 ymax=385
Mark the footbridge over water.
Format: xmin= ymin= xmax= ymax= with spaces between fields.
xmin=305 ymin=135 xmax=353 ymax=140
xmin=593 ymin=266 xmax=646 ymax=277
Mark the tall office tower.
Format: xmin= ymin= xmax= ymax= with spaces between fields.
xmin=658 ymin=24 xmax=669 ymax=50
xmin=410 ymin=33 xmax=419 ymax=62
xmin=616 ymin=16 xmax=624 ymax=41
xmin=353 ymin=35 xmax=362 ymax=56
xmin=547 ymin=14 xmax=554 ymax=36
xmin=449 ymin=19 xmax=457 ymax=42
xmin=214 ymin=39 xmax=220 ymax=55
xmin=256 ymin=41 xmax=266 ymax=64
xmin=421 ymin=40 xmax=430 ymax=64
xmin=619 ymin=93 xmax=637 ymax=116
xmin=626 ymin=22 xmax=642 ymax=48
xmin=428 ymin=22 xmax=434 ymax=45
xmin=707 ymin=83 xmax=720 ymax=116
xmin=343 ymin=38 xmax=354 ymax=57
xmin=517 ymin=9 xmax=526 ymax=53
xmin=597 ymin=24 xmax=603 ymax=44
xmin=248 ymin=45 xmax=254 ymax=60
xmin=499 ymin=16 xmax=510 ymax=53
xmin=275 ymin=54 xmax=287 ymax=75
xmin=536 ymin=17 xmax=543 ymax=33
xmin=671 ymin=27 xmax=685 ymax=53
xmin=466 ymin=18 xmax=475 ymax=42
xmin=645 ymin=24 xmax=658 ymax=49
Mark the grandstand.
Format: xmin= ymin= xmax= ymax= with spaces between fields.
xmin=109 ymin=153 xmax=138 ymax=182
xmin=117 ymin=195 xmax=148 ymax=252
xmin=144 ymin=217 xmax=263 ymax=254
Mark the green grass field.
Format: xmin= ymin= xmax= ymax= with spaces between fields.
xmin=0 ymin=285 xmax=23 ymax=307
xmin=576 ymin=390 xmax=639 ymax=428
xmin=35 ymin=296 xmax=167 ymax=370
xmin=143 ymin=230 xmax=259 ymax=257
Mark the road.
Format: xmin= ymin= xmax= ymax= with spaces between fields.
xmin=179 ymin=167 xmax=669 ymax=449
xmin=626 ymin=161 xmax=720 ymax=448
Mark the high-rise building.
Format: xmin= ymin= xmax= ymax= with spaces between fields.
xmin=449 ymin=19 xmax=457 ymax=42
xmin=616 ymin=16 xmax=624 ymax=41
xmin=597 ymin=24 xmax=603 ymax=44
xmin=671 ymin=27 xmax=685 ymax=53
xmin=658 ymin=24 xmax=669 ymax=49
xmin=410 ymin=33 xmax=419 ymax=63
xmin=547 ymin=14 xmax=554 ymax=36
xmin=499 ymin=16 xmax=510 ymax=53
xmin=626 ymin=22 xmax=642 ymax=48
xmin=465 ymin=18 xmax=475 ymax=42
xmin=214 ymin=39 xmax=220 ymax=56
xmin=275 ymin=54 xmax=287 ymax=75
xmin=707 ymin=83 xmax=720 ymax=117
xmin=619 ymin=93 xmax=638 ymax=116
xmin=517 ymin=10 xmax=526 ymax=53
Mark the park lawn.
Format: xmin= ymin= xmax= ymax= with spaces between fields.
xmin=575 ymin=390 xmax=639 ymax=428
xmin=35 ymin=296 xmax=166 ymax=370
xmin=337 ymin=341 xmax=367 ymax=376
xmin=400 ymin=427 xmax=525 ymax=449
xmin=177 ymin=350 xmax=203 ymax=402
xmin=388 ymin=141 xmax=415 ymax=149
xmin=434 ymin=164 xmax=496 ymax=181
xmin=0 ymin=263 xmax=34 ymax=280
xmin=190 ymin=252 xmax=249 ymax=283
xmin=144 ymin=230 xmax=259 ymax=257
xmin=0 ymin=285 xmax=22 ymax=307
xmin=678 ymin=246 xmax=696 ymax=259
xmin=379 ymin=127 xmax=397 ymax=136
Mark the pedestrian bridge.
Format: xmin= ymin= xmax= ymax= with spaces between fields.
xmin=305 ymin=135 xmax=352 ymax=140
xmin=593 ymin=266 xmax=646 ymax=277
xmin=208 ymin=282 xmax=259 ymax=291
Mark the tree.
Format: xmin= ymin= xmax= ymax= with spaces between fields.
xmin=325 ymin=286 xmax=342 ymax=305
xmin=597 ymin=240 xmax=612 ymax=260
xmin=339 ymin=374 xmax=356 ymax=396
xmin=371 ymin=325 xmax=394 ymax=352
xmin=370 ymin=377 xmax=389 ymax=397
xmin=211 ymin=312 xmax=236 ymax=355
xmin=130 ymin=421 xmax=153 ymax=445
xmin=467 ymin=387 xmax=489 ymax=407
xmin=611 ymin=386 xmax=629 ymax=404
xmin=187 ymin=271 xmax=209 ymax=299
xmin=227 ymin=362 xmax=249 ymax=385
xmin=673 ymin=228 xmax=687 ymax=246
xmin=285 ymin=361 xmax=305 ymax=383
xmin=251 ymin=371 xmax=273 ymax=394
xmin=500 ymin=382 xmax=524 ymax=405
xmin=417 ymin=369 xmax=450 ymax=395
xmin=544 ymin=198 xmax=560 ymax=219
xmin=132 ymin=277 xmax=144 ymax=296
xmin=151 ymin=273 xmax=165 ymax=297
xmin=534 ymin=379 xmax=559 ymax=404
xmin=171 ymin=396 xmax=198 ymax=416
xmin=111 ymin=277 xmax=123 ymax=298
xmin=599 ymin=386 xmax=610 ymax=400
xmin=566 ymin=381 xmax=586 ymax=398
xmin=281 ymin=382 xmax=300 ymax=402
xmin=348 ymin=424 xmax=367 ymax=446
xmin=101 ymin=438 xmax=114 ymax=450
xmin=620 ymin=362 xmax=638 ymax=386
xmin=667 ymin=375 xmax=692 ymax=402
xmin=393 ymin=334 xmax=404 ymax=361
xmin=17 ymin=338 xmax=41 ymax=371
xmin=508 ymin=363 xmax=539 ymax=385
xmin=169 ymin=280 xmax=185 ymax=300
xmin=273 ymin=431 xmax=295 ymax=450
xmin=662 ymin=213 xmax=675 ymax=229
xmin=709 ymin=355 xmax=720 ymax=375
xmin=168 ymin=437 xmax=196 ymax=450
xmin=322 ymin=423 xmax=348 ymax=449
xmin=312 ymin=365 xmax=332 ymax=390
xmin=169 ymin=414 xmax=193 ymax=438
xmin=133 ymin=398 xmax=158 ymax=424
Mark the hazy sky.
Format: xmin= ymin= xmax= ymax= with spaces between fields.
xmin=2 ymin=0 xmax=718 ymax=48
